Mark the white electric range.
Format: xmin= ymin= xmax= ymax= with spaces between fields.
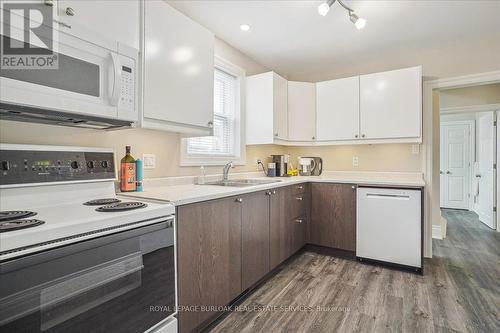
xmin=0 ymin=144 xmax=177 ymax=333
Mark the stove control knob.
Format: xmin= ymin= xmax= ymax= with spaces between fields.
xmin=70 ymin=161 xmax=79 ymax=169
xmin=101 ymin=160 xmax=109 ymax=168
xmin=1 ymin=161 xmax=10 ymax=171
xmin=87 ymin=161 xmax=95 ymax=169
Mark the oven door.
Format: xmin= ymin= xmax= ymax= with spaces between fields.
xmin=0 ymin=11 xmax=136 ymax=121
xmin=0 ymin=219 xmax=176 ymax=333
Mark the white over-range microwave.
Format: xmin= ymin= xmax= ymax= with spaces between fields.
xmin=0 ymin=9 xmax=138 ymax=129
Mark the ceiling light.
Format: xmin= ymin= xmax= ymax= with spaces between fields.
xmin=240 ymin=24 xmax=250 ymax=31
xmin=349 ymin=13 xmax=367 ymax=30
xmin=317 ymin=1 xmax=333 ymax=16
xmin=318 ymin=0 xmax=367 ymax=30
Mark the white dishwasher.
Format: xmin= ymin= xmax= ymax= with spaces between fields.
xmin=356 ymin=187 xmax=422 ymax=272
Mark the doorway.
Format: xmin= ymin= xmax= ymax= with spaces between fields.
xmin=439 ymin=90 xmax=499 ymax=232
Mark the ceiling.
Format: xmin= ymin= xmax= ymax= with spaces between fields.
xmin=168 ymin=0 xmax=500 ymax=82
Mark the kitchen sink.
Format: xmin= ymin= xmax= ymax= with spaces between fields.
xmin=202 ymin=179 xmax=282 ymax=187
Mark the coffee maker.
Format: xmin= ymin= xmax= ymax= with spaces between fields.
xmin=270 ymin=154 xmax=289 ymax=177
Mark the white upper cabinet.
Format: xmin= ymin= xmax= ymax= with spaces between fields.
xmin=359 ymin=66 xmax=422 ymax=140
xmin=246 ymin=72 xmax=288 ymax=144
xmin=141 ymin=1 xmax=214 ymax=134
xmin=316 ymin=76 xmax=360 ymax=141
xmin=56 ymin=0 xmax=140 ymax=48
xmin=288 ymin=81 xmax=316 ymax=141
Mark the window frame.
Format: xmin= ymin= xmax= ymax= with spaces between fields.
xmin=180 ymin=56 xmax=246 ymax=166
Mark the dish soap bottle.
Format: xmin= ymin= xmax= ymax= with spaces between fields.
xmin=120 ymin=146 xmax=137 ymax=192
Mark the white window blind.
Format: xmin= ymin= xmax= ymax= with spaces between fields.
xmin=187 ymin=68 xmax=237 ymax=156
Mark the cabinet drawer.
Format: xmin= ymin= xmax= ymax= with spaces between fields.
xmin=288 ymin=192 xmax=306 ymax=219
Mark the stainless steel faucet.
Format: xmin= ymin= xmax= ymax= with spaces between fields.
xmin=222 ymin=161 xmax=234 ymax=181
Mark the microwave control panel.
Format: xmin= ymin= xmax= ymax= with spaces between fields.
xmin=119 ymin=57 xmax=135 ymax=112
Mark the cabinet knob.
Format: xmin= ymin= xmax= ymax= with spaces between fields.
xmin=235 ymin=198 xmax=243 ymax=203
xmin=312 ymin=136 xmax=316 ymax=140
xmin=207 ymin=121 xmax=213 ymax=129
xmin=274 ymin=133 xmax=279 ymax=137
xmin=361 ymin=134 xmax=366 ymax=138
xmin=439 ymin=170 xmax=444 ymax=175
xmin=355 ymin=134 xmax=359 ymax=138
xmin=265 ymin=191 xmax=271 ymax=196
xmin=297 ymin=185 xmax=303 ymax=190
xmin=65 ymin=7 xmax=75 ymax=16
xmin=296 ymin=197 xmax=303 ymax=201
xmin=352 ymin=185 xmax=356 ymax=189
xmin=272 ymin=190 xmax=276 ymax=195
xmin=295 ymin=219 xmax=303 ymax=224
xmin=44 ymin=0 xmax=54 ymax=6
xmin=446 ymin=171 xmax=451 ymax=174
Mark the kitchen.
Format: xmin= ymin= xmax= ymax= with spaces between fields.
xmin=0 ymin=1 xmax=499 ymax=333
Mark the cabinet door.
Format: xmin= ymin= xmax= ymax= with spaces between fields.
xmin=269 ymin=188 xmax=285 ymax=269
xmin=143 ymin=1 xmax=214 ymax=129
xmin=360 ymin=66 xmax=421 ymax=139
xmin=57 ymin=0 xmax=140 ymax=48
xmin=242 ymin=191 xmax=270 ymax=290
xmin=316 ymin=76 xmax=360 ymax=141
xmin=310 ymin=183 xmax=356 ymax=251
xmin=288 ymin=81 xmax=316 ymax=141
xmin=246 ymin=72 xmax=274 ymax=144
xmin=177 ymin=196 xmax=242 ymax=333
xmin=273 ymin=73 xmax=288 ymax=140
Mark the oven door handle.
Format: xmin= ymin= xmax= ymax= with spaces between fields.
xmin=109 ymin=52 xmax=122 ymax=106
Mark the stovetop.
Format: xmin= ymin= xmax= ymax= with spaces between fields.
xmin=0 ymin=144 xmax=175 ymax=261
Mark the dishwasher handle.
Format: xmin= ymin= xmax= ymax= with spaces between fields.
xmin=365 ymin=193 xmax=410 ymax=200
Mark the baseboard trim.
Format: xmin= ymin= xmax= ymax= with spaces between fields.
xmin=432 ymin=225 xmax=443 ymax=239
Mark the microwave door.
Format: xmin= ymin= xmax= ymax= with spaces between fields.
xmin=0 ymin=29 xmax=118 ymax=119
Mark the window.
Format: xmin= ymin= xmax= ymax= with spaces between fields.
xmin=181 ymin=57 xmax=245 ymax=166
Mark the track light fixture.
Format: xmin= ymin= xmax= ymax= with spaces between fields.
xmin=317 ymin=0 xmax=367 ymax=30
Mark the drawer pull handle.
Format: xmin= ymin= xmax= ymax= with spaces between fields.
xmin=295 ymin=219 xmax=303 ymax=223
xmin=297 ymin=186 xmax=303 ymax=190
xmin=296 ymin=197 xmax=303 ymax=201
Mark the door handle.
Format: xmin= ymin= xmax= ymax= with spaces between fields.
xmin=109 ymin=53 xmax=122 ymax=106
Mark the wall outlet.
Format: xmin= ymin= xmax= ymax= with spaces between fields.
xmin=142 ymin=154 xmax=156 ymax=169
xmin=352 ymin=156 xmax=359 ymax=167
xmin=412 ymin=144 xmax=420 ymax=154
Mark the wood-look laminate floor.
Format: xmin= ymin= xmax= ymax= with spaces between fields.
xmin=210 ymin=209 xmax=499 ymax=333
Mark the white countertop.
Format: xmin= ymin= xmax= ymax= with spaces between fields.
xmin=119 ymin=171 xmax=425 ymax=206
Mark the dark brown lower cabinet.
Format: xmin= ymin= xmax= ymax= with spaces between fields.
xmin=269 ymin=187 xmax=286 ymax=269
xmin=241 ymin=190 xmax=270 ymax=290
xmin=177 ymin=196 xmax=242 ymax=333
xmin=310 ymin=183 xmax=356 ymax=251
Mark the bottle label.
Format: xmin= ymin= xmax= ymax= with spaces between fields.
xmin=121 ymin=162 xmax=136 ymax=191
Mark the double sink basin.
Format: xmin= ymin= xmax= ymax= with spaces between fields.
xmin=202 ymin=179 xmax=281 ymax=187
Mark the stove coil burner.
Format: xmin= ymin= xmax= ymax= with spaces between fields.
xmin=0 ymin=219 xmax=45 ymax=233
xmin=96 ymin=202 xmax=147 ymax=212
xmin=0 ymin=211 xmax=37 ymax=222
xmin=84 ymin=198 xmax=122 ymax=206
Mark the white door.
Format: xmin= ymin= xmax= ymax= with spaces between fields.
xmin=316 ymin=76 xmax=360 ymax=141
xmin=476 ymin=112 xmax=496 ymax=229
xmin=359 ymin=66 xmax=421 ymax=140
xmin=440 ymin=122 xmax=471 ymax=209
xmin=288 ymin=81 xmax=316 ymax=141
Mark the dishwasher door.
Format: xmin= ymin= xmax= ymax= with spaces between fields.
xmin=356 ymin=187 xmax=422 ymax=270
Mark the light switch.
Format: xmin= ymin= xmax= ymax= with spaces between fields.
xmin=352 ymin=156 xmax=359 ymax=167
xmin=412 ymin=144 xmax=420 ymax=154
xmin=143 ymin=154 xmax=156 ymax=169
